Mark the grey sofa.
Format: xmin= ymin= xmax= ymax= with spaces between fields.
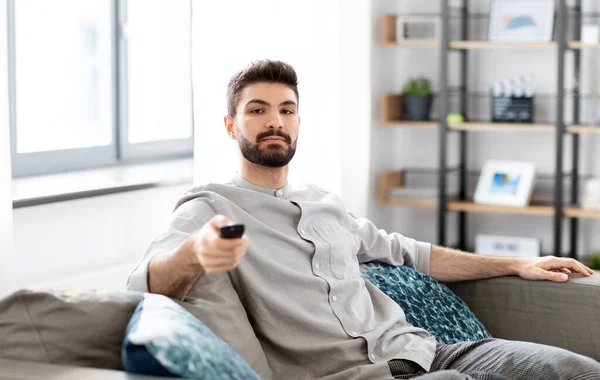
xmin=1 ymin=273 xmax=598 ymax=379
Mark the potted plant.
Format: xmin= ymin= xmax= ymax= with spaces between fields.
xmin=401 ymin=77 xmax=433 ymax=121
xmin=584 ymin=250 xmax=600 ymax=270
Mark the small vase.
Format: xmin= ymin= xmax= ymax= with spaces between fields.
xmin=403 ymin=95 xmax=432 ymax=121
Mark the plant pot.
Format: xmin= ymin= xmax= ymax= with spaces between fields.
xmin=403 ymin=95 xmax=432 ymax=121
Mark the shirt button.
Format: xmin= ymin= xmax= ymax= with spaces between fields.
xmin=300 ymin=229 xmax=305 ymax=235
xmin=369 ymin=354 xmax=375 ymax=361
xmin=332 ymin=295 xmax=338 ymax=302
xmin=276 ymin=190 xmax=283 ymax=196
xmin=314 ymin=263 xmax=320 ymax=269
xmin=350 ymin=331 xmax=357 ymax=336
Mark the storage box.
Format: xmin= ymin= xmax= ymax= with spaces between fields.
xmin=491 ymin=95 xmax=534 ymax=123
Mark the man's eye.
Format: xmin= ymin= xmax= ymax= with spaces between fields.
xmin=250 ymin=109 xmax=264 ymax=114
xmin=282 ymin=109 xmax=294 ymax=115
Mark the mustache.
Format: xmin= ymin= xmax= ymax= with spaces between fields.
xmin=256 ymin=129 xmax=292 ymax=144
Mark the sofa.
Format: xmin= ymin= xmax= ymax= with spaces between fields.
xmin=0 ymin=273 xmax=599 ymax=379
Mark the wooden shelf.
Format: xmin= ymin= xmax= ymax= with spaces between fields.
xmin=380 ymin=172 xmax=437 ymax=209
xmin=447 ymin=201 xmax=554 ymax=216
xmin=448 ymin=122 xmax=554 ymax=132
xmin=381 ymin=94 xmax=437 ymax=128
xmin=380 ymin=171 xmax=600 ymax=220
xmin=568 ymin=41 xmax=600 ymax=49
xmin=450 ymin=41 xmax=557 ymax=50
xmin=384 ymin=121 xmax=438 ymax=128
xmin=382 ymin=198 xmax=438 ymax=209
xmin=380 ymin=172 xmax=554 ymax=217
xmin=564 ymin=207 xmax=600 ymax=219
xmin=384 ymin=41 xmax=439 ymax=48
xmin=566 ymin=125 xmax=600 ymax=134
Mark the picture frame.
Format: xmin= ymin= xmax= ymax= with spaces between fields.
xmin=474 ymin=160 xmax=536 ymax=207
xmin=396 ymin=16 xmax=440 ymax=42
xmin=488 ymin=0 xmax=555 ymax=42
xmin=475 ymin=234 xmax=541 ymax=258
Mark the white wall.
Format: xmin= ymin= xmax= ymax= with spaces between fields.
xmin=192 ymin=0 xmax=343 ymax=196
xmin=1 ymin=0 xmax=15 ymax=297
xmin=370 ymin=0 xmax=600 ymax=257
xmin=11 ymin=184 xmax=191 ymax=291
xmin=338 ymin=0 xmax=372 ymax=219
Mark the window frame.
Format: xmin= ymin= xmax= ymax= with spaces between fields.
xmin=7 ymin=0 xmax=194 ymax=178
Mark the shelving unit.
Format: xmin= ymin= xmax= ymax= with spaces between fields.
xmin=380 ymin=1 xmax=600 ymax=258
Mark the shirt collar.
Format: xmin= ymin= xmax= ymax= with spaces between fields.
xmin=231 ymin=173 xmax=292 ymax=197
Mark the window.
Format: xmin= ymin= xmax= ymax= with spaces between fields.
xmin=7 ymin=0 xmax=193 ymax=177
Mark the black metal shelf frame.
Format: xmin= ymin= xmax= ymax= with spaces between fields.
xmin=437 ymin=0 xmax=582 ymax=258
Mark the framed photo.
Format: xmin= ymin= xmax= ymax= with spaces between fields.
xmin=475 ymin=234 xmax=541 ymax=258
xmin=396 ymin=16 xmax=440 ymax=42
xmin=474 ymin=160 xmax=536 ymax=207
xmin=488 ymin=0 xmax=555 ymax=42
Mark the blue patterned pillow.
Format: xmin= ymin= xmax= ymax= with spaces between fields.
xmin=360 ymin=263 xmax=491 ymax=344
xmin=122 ymin=294 xmax=260 ymax=380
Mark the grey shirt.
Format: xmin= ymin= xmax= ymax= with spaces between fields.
xmin=127 ymin=175 xmax=436 ymax=380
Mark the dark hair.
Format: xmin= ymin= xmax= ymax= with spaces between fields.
xmin=227 ymin=60 xmax=299 ymax=117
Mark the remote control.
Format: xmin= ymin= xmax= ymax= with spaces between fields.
xmin=219 ymin=224 xmax=245 ymax=239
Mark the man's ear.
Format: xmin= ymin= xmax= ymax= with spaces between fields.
xmin=224 ymin=115 xmax=236 ymax=140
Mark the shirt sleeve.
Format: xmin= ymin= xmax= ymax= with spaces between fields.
xmin=125 ymin=196 xmax=217 ymax=292
xmin=349 ymin=215 xmax=432 ymax=275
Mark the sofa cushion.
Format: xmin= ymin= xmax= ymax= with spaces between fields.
xmin=361 ymin=263 xmax=492 ymax=344
xmin=0 ymin=285 xmax=273 ymax=379
xmin=122 ymin=294 xmax=260 ymax=380
xmin=0 ymin=289 xmax=143 ymax=370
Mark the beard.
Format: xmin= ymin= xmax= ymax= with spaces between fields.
xmin=236 ymin=127 xmax=297 ymax=168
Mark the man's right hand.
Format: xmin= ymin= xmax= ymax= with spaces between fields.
xmin=187 ymin=214 xmax=249 ymax=275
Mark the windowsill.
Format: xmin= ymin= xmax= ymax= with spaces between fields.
xmin=12 ymin=158 xmax=194 ymax=208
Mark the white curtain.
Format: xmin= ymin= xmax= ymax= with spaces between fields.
xmin=0 ymin=0 xmax=15 ymax=296
xmin=191 ymin=0 xmax=343 ymax=195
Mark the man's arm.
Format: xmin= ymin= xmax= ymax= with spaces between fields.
xmin=429 ymin=245 xmax=594 ymax=283
xmin=147 ymin=239 xmax=204 ymax=299
xmin=147 ymin=215 xmax=248 ymax=299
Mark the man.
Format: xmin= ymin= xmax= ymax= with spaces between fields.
xmin=127 ymin=60 xmax=599 ymax=380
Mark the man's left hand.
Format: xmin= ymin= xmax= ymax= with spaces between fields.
xmin=516 ymin=256 xmax=594 ymax=282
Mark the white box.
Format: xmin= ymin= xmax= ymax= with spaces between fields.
xmin=396 ymin=16 xmax=440 ymax=42
xmin=582 ymin=25 xmax=600 ymax=44
xmin=475 ymin=234 xmax=541 ymax=258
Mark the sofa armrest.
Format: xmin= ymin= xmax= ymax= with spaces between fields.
xmin=446 ymin=273 xmax=600 ymax=361
xmin=0 ymin=358 xmax=176 ymax=380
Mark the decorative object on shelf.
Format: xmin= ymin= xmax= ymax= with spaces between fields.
xmin=475 ymin=234 xmax=541 ymax=258
xmin=583 ymin=250 xmax=600 ymax=270
xmin=582 ymin=24 xmax=600 ymax=44
xmin=474 ymin=160 xmax=536 ymax=207
xmin=582 ymin=178 xmax=600 ymax=211
xmin=446 ymin=113 xmax=465 ymax=124
xmin=395 ymin=16 xmax=440 ymax=43
xmin=401 ymin=77 xmax=433 ymax=121
xmin=491 ymin=75 xmax=535 ymax=123
xmin=488 ymin=0 xmax=555 ymax=42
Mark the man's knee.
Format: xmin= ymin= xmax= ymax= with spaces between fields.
xmin=551 ymin=351 xmax=600 ymax=379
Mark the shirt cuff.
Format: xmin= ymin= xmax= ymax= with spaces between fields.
xmin=415 ymin=241 xmax=432 ymax=275
xmin=126 ymin=259 xmax=151 ymax=293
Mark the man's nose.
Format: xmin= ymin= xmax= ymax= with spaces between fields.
xmin=266 ymin=111 xmax=283 ymax=129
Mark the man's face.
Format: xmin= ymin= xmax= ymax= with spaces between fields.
xmin=230 ymin=82 xmax=299 ymax=168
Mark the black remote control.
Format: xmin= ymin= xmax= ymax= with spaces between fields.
xmin=219 ymin=224 xmax=245 ymax=239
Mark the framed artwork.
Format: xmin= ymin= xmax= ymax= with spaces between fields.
xmin=488 ymin=0 xmax=555 ymax=42
xmin=474 ymin=160 xmax=536 ymax=207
